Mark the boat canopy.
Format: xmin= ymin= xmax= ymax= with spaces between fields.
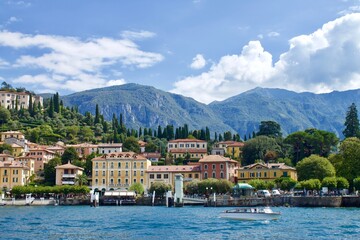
xmin=233 ymin=183 xmax=254 ymax=189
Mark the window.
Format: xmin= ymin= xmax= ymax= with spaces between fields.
xmin=125 ymin=179 xmax=129 ymax=184
xmin=110 ymin=179 xmax=114 ymax=184
xmin=117 ymin=179 xmax=121 ymax=184
xmin=220 ymin=172 xmax=224 ymax=178
xmin=264 ymin=172 xmax=267 ymax=177
xmin=283 ymin=172 xmax=288 ymax=177
xmin=102 ymin=171 xmax=105 ymax=176
xmin=150 ymin=174 xmax=154 ymax=179
xmin=126 ymin=162 xmax=129 ymax=169
xmin=126 ymin=171 xmax=128 ymax=177
xmin=102 ymin=179 xmax=105 ymax=184
xmin=240 ymin=173 xmax=245 ymax=178
xmin=118 ymin=171 xmax=121 ymax=176
xmin=95 ymin=171 xmax=98 ymax=177
xmin=274 ymin=172 xmax=277 ymax=177
xmin=191 ymin=144 xmax=195 ymax=147
xmin=212 ymin=172 xmax=216 ymax=178
xmin=204 ymin=172 xmax=208 ymax=179
xmin=134 ymin=162 xmax=137 ymax=168
xmin=189 ymin=174 xmax=192 ymax=178
xmin=110 ymin=171 xmax=114 ymax=177
xmin=102 ymin=162 xmax=105 ymax=168
xmin=134 ymin=171 xmax=137 ymax=176
xmin=164 ymin=174 xmax=169 ymax=179
xmin=4 ymin=170 xmax=7 ymax=175
xmin=118 ymin=162 xmax=121 ymax=168
xmin=185 ymin=144 xmax=189 ymax=147
xmin=220 ymin=164 xmax=224 ymax=170
xmin=212 ymin=164 xmax=216 ymax=170
xmin=204 ymin=164 xmax=208 ymax=170
xmin=110 ymin=162 xmax=114 ymax=169
xmin=140 ymin=179 xmax=144 ymax=184
xmin=195 ymin=174 xmax=199 ymax=178
xmin=180 ymin=144 xmax=184 ymax=148
xmin=133 ymin=179 xmax=137 ymax=183
xmin=157 ymin=174 xmax=162 ymax=179
xmin=141 ymin=171 xmax=144 ymax=176
xmin=141 ymin=162 xmax=144 ymax=169
xmin=95 ymin=179 xmax=98 ymax=184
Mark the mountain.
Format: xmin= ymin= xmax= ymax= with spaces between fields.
xmin=209 ymin=87 xmax=360 ymax=137
xmin=61 ymin=83 xmax=360 ymax=137
xmin=61 ymin=83 xmax=234 ymax=134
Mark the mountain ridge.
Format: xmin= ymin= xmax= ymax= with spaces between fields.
xmin=59 ymin=83 xmax=360 ymax=137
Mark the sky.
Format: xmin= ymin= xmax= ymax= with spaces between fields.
xmin=1 ymin=0 xmax=360 ymax=104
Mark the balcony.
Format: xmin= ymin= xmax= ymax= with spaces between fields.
xmin=62 ymin=181 xmax=75 ymax=185
xmin=62 ymin=174 xmax=76 ymax=178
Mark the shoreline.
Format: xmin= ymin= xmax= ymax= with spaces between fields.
xmin=2 ymin=195 xmax=360 ymax=207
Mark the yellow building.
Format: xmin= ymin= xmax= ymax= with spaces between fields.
xmin=0 ymin=131 xmax=25 ymax=141
xmin=225 ymin=142 xmax=244 ymax=160
xmin=146 ymin=165 xmax=201 ymax=191
xmin=92 ymin=152 xmax=151 ymax=191
xmin=55 ymin=162 xmax=84 ymax=186
xmin=0 ymin=160 xmax=30 ymax=189
xmin=15 ymin=156 xmax=36 ymax=176
xmin=10 ymin=143 xmax=25 ymax=157
xmin=237 ymin=163 xmax=297 ymax=183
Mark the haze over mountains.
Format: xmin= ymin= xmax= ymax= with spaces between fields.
xmin=60 ymin=83 xmax=360 ymax=138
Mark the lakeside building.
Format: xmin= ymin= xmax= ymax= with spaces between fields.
xmin=237 ymin=162 xmax=297 ymax=183
xmin=66 ymin=143 xmax=98 ymax=158
xmin=146 ymin=165 xmax=201 ymax=190
xmin=211 ymin=141 xmax=244 ymax=159
xmin=140 ymin=152 xmax=161 ymax=163
xmin=15 ymin=156 xmax=36 ymax=176
xmin=0 ymin=131 xmax=25 ymax=142
xmin=0 ymin=160 xmax=30 ymax=189
xmin=26 ymin=148 xmax=56 ymax=173
xmin=167 ymin=139 xmax=208 ymax=160
xmin=91 ymin=152 xmax=151 ymax=191
xmin=198 ymin=155 xmax=238 ymax=183
xmin=0 ymin=91 xmax=43 ymax=110
xmin=55 ymin=162 xmax=84 ymax=185
xmin=98 ymin=143 xmax=122 ymax=154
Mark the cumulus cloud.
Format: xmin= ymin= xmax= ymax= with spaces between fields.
xmin=172 ymin=13 xmax=360 ymax=104
xmin=0 ymin=30 xmax=163 ymax=92
xmin=0 ymin=58 xmax=10 ymax=68
xmin=190 ymin=54 xmax=206 ymax=69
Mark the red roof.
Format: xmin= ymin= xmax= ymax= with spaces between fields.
xmin=168 ymin=138 xmax=207 ymax=143
xmin=199 ymin=155 xmax=238 ymax=164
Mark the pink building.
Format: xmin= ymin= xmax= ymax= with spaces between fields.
xmin=26 ymin=148 xmax=56 ymax=172
xmin=198 ymin=155 xmax=238 ymax=183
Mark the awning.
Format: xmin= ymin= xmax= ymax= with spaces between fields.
xmin=233 ymin=183 xmax=254 ymax=189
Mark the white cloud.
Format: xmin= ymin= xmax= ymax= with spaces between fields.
xmin=0 ymin=30 xmax=162 ymax=92
xmin=190 ymin=54 xmax=206 ymax=69
xmin=172 ymin=13 xmax=360 ymax=104
xmin=121 ymin=30 xmax=156 ymax=40
xmin=6 ymin=1 xmax=31 ymax=7
xmin=0 ymin=58 xmax=10 ymax=68
xmin=268 ymin=31 xmax=280 ymax=37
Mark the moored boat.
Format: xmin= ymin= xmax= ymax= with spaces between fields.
xmin=219 ymin=207 xmax=280 ymax=220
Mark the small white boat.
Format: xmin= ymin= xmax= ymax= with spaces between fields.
xmin=219 ymin=207 xmax=280 ymax=221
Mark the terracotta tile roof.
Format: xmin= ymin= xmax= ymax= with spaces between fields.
xmin=0 ymin=160 xmax=29 ymax=169
xmin=199 ymin=155 xmax=238 ymax=164
xmin=240 ymin=162 xmax=295 ymax=170
xmin=227 ymin=142 xmax=245 ymax=147
xmin=55 ymin=162 xmax=84 ymax=170
xmin=168 ymin=138 xmax=207 ymax=143
xmin=147 ymin=165 xmax=201 ymax=172
xmin=98 ymin=143 xmax=123 ymax=148
xmin=92 ymin=152 xmax=147 ymax=161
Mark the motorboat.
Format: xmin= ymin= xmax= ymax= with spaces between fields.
xmin=219 ymin=207 xmax=280 ymax=221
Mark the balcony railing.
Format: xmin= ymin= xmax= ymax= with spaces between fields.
xmin=62 ymin=174 xmax=76 ymax=178
xmin=62 ymin=181 xmax=75 ymax=185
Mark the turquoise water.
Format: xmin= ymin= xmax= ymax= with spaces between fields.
xmin=0 ymin=206 xmax=360 ymax=239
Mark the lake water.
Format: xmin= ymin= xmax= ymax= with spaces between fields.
xmin=1 ymin=206 xmax=360 ymax=239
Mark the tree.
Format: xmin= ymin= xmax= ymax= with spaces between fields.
xmin=275 ymin=177 xmax=297 ymax=191
xmin=353 ymin=177 xmax=360 ymax=190
xmin=296 ymin=155 xmax=336 ymax=181
xmin=299 ymin=179 xmax=322 ymax=190
xmin=129 ymin=182 xmax=144 ymax=195
xmin=123 ymin=136 xmax=140 ymax=153
xmin=321 ymin=177 xmax=337 ymax=190
xmin=241 ymin=136 xmax=282 ymax=165
xmin=149 ymin=182 xmax=172 ymax=198
xmin=257 ymin=121 xmax=282 ymax=138
xmin=84 ymin=152 xmax=96 ymax=176
xmin=343 ymin=103 xmax=360 ymax=138
xmin=44 ymin=157 xmax=61 ymax=185
xmin=336 ymin=177 xmax=349 ymax=190
xmin=94 ymin=104 xmax=100 ymax=124
xmin=0 ymin=143 xmax=13 ymax=154
xmin=334 ymin=137 xmax=360 ymax=182
xmin=75 ymin=173 xmax=88 ymax=186
xmin=0 ymin=107 xmax=11 ymax=124
xmin=61 ymin=147 xmax=79 ymax=165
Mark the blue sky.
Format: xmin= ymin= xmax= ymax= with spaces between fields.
xmin=1 ymin=0 xmax=360 ymax=103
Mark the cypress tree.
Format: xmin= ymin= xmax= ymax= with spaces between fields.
xmin=343 ymin=103 xmax=360 ymax=138
xmin=28 ymin=94 xmax=33 ymax=116
xmin=94 ymin=104 xmax=100 ymax=124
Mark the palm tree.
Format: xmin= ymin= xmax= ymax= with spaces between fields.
xmin=75 ymin=174 xmax=88 ymax=186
